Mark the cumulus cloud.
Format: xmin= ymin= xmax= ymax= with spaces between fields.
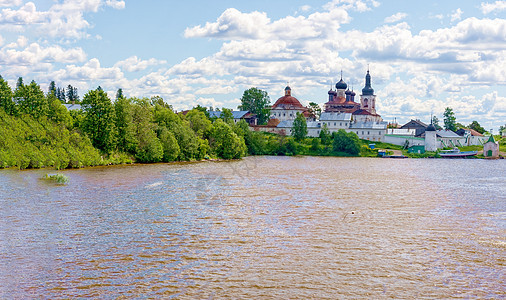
xmin=0 ymin=43 xmax=86 ymax=65
xmin=323 ymin=0 xmax=380 ymax=12
xmin=450 ymin=8 xmax=463 ymax=22
xmin=0 ymin=0 xmax=126 ymax=38
xmin=105 ymin=0 xmax=125 ymax=9
xmin=114 ymin=56 xmax=166 ymax=73
xmin=52 ymin=58 xmax=123 ymax=83
xmin=481 ymin=1 xmax=506 ymax=14
xmin=384 ymin=12 xmax=407 ymax=23
xmin=185 ymin=6 xmax=350 ymax=40
xmin=0 ymin=0 xmax=22 ymax=7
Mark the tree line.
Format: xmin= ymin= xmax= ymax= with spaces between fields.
xmin=0 ymin=76 xmax=249 ymax=169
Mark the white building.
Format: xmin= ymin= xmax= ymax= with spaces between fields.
xmin=270 ymin=86 xmax=311 ymax=122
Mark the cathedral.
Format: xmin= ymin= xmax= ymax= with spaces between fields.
xmin=263 ymin=70 xmax=388 ymax=141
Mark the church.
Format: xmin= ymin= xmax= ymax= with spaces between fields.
xmin=266 ymin=70 xmax=388 ymax=141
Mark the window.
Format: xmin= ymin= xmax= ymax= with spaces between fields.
xmin=283 ymin=113 xmax=285 ymax=117
xmin=368 ymin=131 xmax=370 ymax=135
xmin=362 ymin=131 xmax=364 ymax=135
xmin=334 ymin=122 xmax=336 ymax=126
xmin=340 ymin=123 xmax=342 ymax=126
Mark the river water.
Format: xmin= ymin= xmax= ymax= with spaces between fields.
xmin=0 ymin=157 xmax=504 ymax=298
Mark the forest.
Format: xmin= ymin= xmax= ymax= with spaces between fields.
xmin=0 ymin=77 xmax=367 ymax=170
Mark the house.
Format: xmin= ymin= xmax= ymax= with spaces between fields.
xmin=483 ymin=135 xmax=500 ymax=158
xmin=399 ymin=119 xmax=428 ymax=136
xmin=208 ymin=110 xmax=257 ymax=125
xmin=455 ymin=128 xmax=487 ymax=146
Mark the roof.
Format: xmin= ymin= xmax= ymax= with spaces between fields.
xmin=455 ymin=128 xmax=484 ymax=137
xmin=486 ymin=135 xmax=495 ymax=143
xmin=436 ymin=130 xmax=461 ymax=138
xmin=277 ymin=120 xmax=294 ymax=128
xmin=400 ymin=119 xmax=428 ymax=129
xmin=349 ymin=121 xmax=388 ymax=129
xmin=272 ymin=95 xmax=306 ymax=109
xmin=208 ymin=110 xmax=251 ymax=119
xmin=319 ymin=112 xmax=352 ymax=121
xmin=63 ymin=104 xmax=82 ymax=111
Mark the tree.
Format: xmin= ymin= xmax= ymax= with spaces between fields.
xmin=158 ymin=127 xmax=180 ymax=161
xmin=114 ymin=97 xmax=138 ymax=153
xmin=81 ymin=88 xmax=117 ymax=153
xmin=432 ymin=115 xmax=442 ymax=130
xmin=17 ymin=80 xmax=48 ymax=118
xmin=185 ymin=108 xmax=212 ymax=138
xmin=332 ymin=129 xmax=361 ymax=155
xmin=56 ymin=87 xmax=66 ymax=103
xmin=238 ymin=87 xmax=271 ymax=125
xmin=308 ymin=102 xmax=321 ymax=119
xmin=208 ymin=119 xmax=246 ymax=159
xmin=319 ymin=123 xmax=332 ymax=145
xmin=48 ymin=81 xmax=56 ymax=97
xmin=291 ymin=112 xmax=307 ymax=141
xmin=443 ymin=107 xmax=457 ymax=132
xmin=0 ymin=76 xmax=15 ymax=115
xmin=116 ymin=88 xmax=124 ymax=101
xmin=468 ymin=120 xmax=485 ymax=134
xmin=220 ymin=108 xmax=234 ymax=124
xmin=16 ymin=77 xmax=24 ymax=90
xmin=66 ymin=84 xmax=79 ymax=103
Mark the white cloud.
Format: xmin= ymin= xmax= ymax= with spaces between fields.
xmin=105 ymin=0 xmax=125 ymax=10
xmin=450 ymin=8 xmax=463 ymax=22
xmin=384 ymin=12 xmax=407 ymax=23
xmin=323 ymin=0 xmax=380 ymax=12
xmin=114 ymin=56 xmax=166 ymax=72
xmin=481 ymin=1 xmax=506 ymax=14
xmin=0 ymin=43 xmax=86 ymax=65
xmin=0 ymin=0 xmax=22 ymax=7
xmin=185 ymin=6 xmax=350 ymax=40
xmin=300 ymin=5 xmax=311 ymax=12
xmin=52 ymin=58 xmax=123 ymax=83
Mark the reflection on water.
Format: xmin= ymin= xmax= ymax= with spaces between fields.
xmin=0 ymin=157 xmax=505 ymax=298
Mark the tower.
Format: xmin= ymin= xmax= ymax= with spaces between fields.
xmin=360 ymin=69 xmax=376 ymax=114
xmin=425 ymin=121 xmax=437 ymax=152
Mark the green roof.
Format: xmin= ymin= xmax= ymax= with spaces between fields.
xmin=486 ymin=135 xmax=495 ymax=143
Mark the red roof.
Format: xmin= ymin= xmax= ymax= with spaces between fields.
xmin=272 ymin=95 xmax=305 ymax=109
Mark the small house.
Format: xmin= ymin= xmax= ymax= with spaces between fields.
xmin=483 ymin=135 xmax=499 ymax=158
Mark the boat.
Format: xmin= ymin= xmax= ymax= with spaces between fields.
xmin=439 ymin=148 xmax=477 ymax=158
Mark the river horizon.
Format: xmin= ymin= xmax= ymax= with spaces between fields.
xmin=1 ymin=156 xmax=504 ymax=298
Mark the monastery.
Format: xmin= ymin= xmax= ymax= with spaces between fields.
xmin=263 ymin=70 xmax=388 ymax=141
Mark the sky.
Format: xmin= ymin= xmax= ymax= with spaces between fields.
xmin=0 ymin=0 xmax=505 ymax=131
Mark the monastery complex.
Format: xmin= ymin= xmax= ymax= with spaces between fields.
xmin=252 ymin=70 xmax=489 ymax=151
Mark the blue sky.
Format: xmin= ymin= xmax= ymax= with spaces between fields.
xmin=0 ymin=0 xmax=505 ymax=130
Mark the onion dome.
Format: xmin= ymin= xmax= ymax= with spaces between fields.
xmin=345 ymin=89 xmax=351 ymax=95
xmin=351 ymin=89 xmax=356 ymax=96
xmin=335 ymin=78 xmax=347 ymax=90
xmin=361 ymin=70 xmax=374 ymax=95
xmin=426 ymin=123 xmax=436 ymax=131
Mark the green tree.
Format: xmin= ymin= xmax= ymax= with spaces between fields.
xmin=47 ymin=95 xmax=71 ymax=126
xmin=468 ymin=120 xmax=485 ymax=134
xmin=0 ymin=76 xmax=15 ymax=115
xmin=48 ymin=81 xmax=57 ymax=97
xmin=291 ymin=112 xmax=307 ymax=141
xmin=16 ymin=77 xmax=23 ymax=90
xmin=82 ymin=88 xmax=117 ymax=153
xmin=17 ymin=80 xmax=48 ymax=118
xmin=238 ymin=87 xmax=271 ymax=125
xmin=66 ymin=85 xmax=79 ymax=103
xmin=443 ymin=107 xmax=457 ymax=132
xmin=114 ymin=97 xmax=138 ymax=153
xmin=56 ymin=87 xmax=66 ymax=103
xmin=332 ymin=129 xmax=360 ymax=155
xmin=208 ymin=119 xmax=246 ymax=159
xmin=220 ymin=108 xmax=234 ymax=124
xmin=432 ymin=115 xmax=442 ymax=130
xmin=185 ymin=108 xmax=212 ymax=138
xmin=319 ymin=123 xmax=332 ymax=145
xmin=131 ymin=98 xmax=162 ymax=162
xmin=158 ymin=127 xmax=180 ymax=161
xmin=308 ymin=102 xmax=321 ymax=119
xmin=116 ymin=88 xmax=124 ymax=100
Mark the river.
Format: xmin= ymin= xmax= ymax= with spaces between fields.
xmin=0 ymin=156 xmax=504 ymax=298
